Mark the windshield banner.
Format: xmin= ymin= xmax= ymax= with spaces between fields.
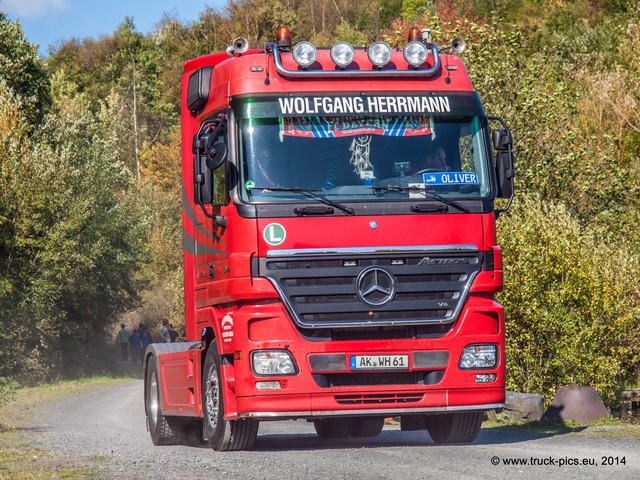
xmin=281 ymin=115 xmax=433 ymax=139
xmin=277 ymin=96 xmax=450 ymax=115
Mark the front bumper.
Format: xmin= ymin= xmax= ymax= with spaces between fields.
xmin=236 ymin=392 xmax=505 ymax=420
xmin=213 ymin=296 xmax=505 ymax=421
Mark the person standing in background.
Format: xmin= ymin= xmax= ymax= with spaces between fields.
xmin=140 ymin=325 xmax=152 ymax=354
xmin=117 ymin=324 xmax=130 ymax=361
xmin=160 ymin=319 xmax=171 ymax=343
xmin=129 ymin=328 xmax=142 ymax=364
xmin=168 ymin=324 xmax=179 ymax=343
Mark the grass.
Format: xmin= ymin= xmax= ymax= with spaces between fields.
xmin=484 ymin=416 xmax=640 ymax=439
xmin=0 ymin=369 xmax=140 ymax=479
xmin=0 ymin=441 xmax=100 ymax=479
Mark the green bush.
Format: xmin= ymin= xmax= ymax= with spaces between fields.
xmin=498 ymin=194 xmax=640 ymax=404
xmin=0 ymin=377 xmax=19 ymax=408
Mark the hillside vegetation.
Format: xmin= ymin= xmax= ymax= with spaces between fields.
xmin=1 ymin=0 xmax=638 ymax=404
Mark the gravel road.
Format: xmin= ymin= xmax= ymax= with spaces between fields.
xmin=25 ymin=380 xmax=640 ymax=479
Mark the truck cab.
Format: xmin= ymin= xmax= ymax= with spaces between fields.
xmin=144 ymin=26 xmax=515 ymax=451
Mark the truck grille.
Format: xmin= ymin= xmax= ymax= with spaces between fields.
xmin=335 ymin=393 xmax=424 ymax=405
xmin=258 ymin=247 xmax=482 ymax=329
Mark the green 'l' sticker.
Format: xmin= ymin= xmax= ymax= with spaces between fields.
xmin=263 ymin=223 xmax=286 ymax=246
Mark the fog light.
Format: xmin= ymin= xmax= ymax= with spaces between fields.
xmin=459 ymin=344 xmax=497 ymax=369
xmin=368 ymin=41 xmax=392 ymax=67
xmin=292 ymin=41 xmax=317 ymax=67
xmin=475 ymin=374 xmax=496 ymax=383
xmin=252 ymin=350 xmax=297 ymax=376
xmin=404 ymin=41 xmax=428 ymax=67
xmin=331 ymin=42 xmax=354 ymax=68
xmin=256 ymin=380 xmax=282 ymax=390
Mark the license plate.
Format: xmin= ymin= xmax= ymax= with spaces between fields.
xmin=350 ymin=355 xmax=409 ymax=370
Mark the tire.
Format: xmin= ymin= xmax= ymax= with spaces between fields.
xmin=424 ymin=412 xmax=483 ymax=444
xmin=350 ymin=417 xmax=384 ymax=437
xmin=313 ymin=418 xmax=354 ymax=439
xmin=202 ymin=344 xmax=259 ymax=451
xmin=146 ymin=359 xmax=184 ymax=445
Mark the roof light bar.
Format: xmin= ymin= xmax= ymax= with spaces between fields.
xmin=266 ymin=26 xmax=446 ymax=78
xmin=268 ymin=42 xmax=441 ymax=78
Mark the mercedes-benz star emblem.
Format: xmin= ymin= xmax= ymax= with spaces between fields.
xmin=356 ymin=267 xmax=397 ymax=307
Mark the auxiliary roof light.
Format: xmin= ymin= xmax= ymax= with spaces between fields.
xmin=331 ymin=41 xmax=355 ymax=68
xmin=276 ymin=25 xmax=292 ymax=49
xmin=292 ymin=41 xmax=317 ymax=68
xmin=404 ymin=41 xmax=428 ymax=68
xmin=407 ymin=26 xmax=423 ymax=42
xmin=368 ymin=41 xmax=392 ymax=67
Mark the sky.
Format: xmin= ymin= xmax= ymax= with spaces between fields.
xmin=1 ymin=0 xmax=226 ymax=55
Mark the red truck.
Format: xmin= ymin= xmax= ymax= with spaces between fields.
xmin=144 ymin=26 xmax=515 ymax=451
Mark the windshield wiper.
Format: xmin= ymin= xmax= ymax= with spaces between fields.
xmin=251 ymin=186 xmax=355 ymax=215
xmin=371 ymin=185 xmax=470 ymax=213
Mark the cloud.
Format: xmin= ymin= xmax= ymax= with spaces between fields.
xmin=1 ymin=0 xmax=68 ymax=17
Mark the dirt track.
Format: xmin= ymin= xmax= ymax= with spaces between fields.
xmin=22 ymin=380 xmax=640 ymax=479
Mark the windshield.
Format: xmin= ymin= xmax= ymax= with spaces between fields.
xmin=236 ymin=96 xmax=491 ymax=204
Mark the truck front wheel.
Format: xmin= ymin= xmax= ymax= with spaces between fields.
xmin=146 ymin=358 xmax=187 ymax=445
xmin=202 ymin=344 xmax=259 ymax=451
xmin=313 ymin=418 xmax=353 ymax=438
xmin=350 ymin=417 xmax=385 ymax=437
xmin=424 ymin=412 xmax=483 ymax=444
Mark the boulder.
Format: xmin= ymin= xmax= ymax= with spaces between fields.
xmin=542 ymin=385 xmax=609 ymax=424
xmin=505 ymin=391 xmax=545 ymax=422
xmin=490 ymin=391 xmax=544 ymax=423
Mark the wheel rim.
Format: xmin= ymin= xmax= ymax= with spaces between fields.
xmin=204 ymin=362 xmax=220 ymax=429
xmin=149 ymin=370 xmax=159 ymax=429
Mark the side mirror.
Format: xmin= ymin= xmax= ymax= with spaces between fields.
xmin=493 ymin=129 xmax=515 ymax=198
xmin=487 ymin=116 xmax=516 ymax=204
xmin=194 ymin=152 xmax=213 ymax=205
xmin=206 ymin=142 xmax=227 ymax=170
xmin=487 ymin=117 xmax=515 ymax=212
xmin=496 ymin=151 xmax=515 ymax=199
xmin=492 ymin=129 xmax=512 ymax=150
xmin=193 ymin=114 xmax=228 ymax=211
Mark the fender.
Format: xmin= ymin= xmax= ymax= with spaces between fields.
xmin=144 ymin=342 xmax=202 ymax=417
xmin=197 ymin=324 xmax=240 ymax=419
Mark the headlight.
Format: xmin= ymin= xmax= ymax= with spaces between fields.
xmin=459 ymin=344 xmax=497 ymax=369
xmin=368 ymin=41 xmax=392 ymax=67
xmin=292 ymin=41 xmax=317 ymax=68
xmin=404 ymin=41 xmax=428 ymax=67
xmin=331 ymin=42 xmax=355 ymax=68
xmin=251 ymin=350 xmax=297 ymax=376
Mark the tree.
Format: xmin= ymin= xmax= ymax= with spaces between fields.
xmin=0 ymin=13 xmax=50 ymax=124
xmin=0 ymin=73 xmax=146 ymax=381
